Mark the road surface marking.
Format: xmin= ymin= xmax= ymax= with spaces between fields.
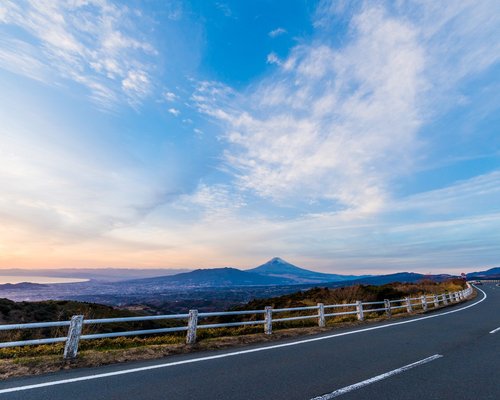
xmin=309 ymin=354 xmax=443 ymax=399
xmin=490 ymin=326 xmax=500 ymax=334
xmin=0 ymin=286 xmax=487 ymax=395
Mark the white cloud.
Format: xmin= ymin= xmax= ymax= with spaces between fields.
xmin=175 ymin=184 xmax=245 ymax=218
xmin=122 ymin=70 xmax=151 ymax=101
xmin=164 ymin=91 xmax=178 ymax=102
xmin=194 ymin=1 xmax=500 ymax=218
xmin=0 ymin=0 xmax=156 ymax=109
xmin=0 ymin=36 xmax=50 ymax=82
xmin=269 ymin=28 xmax=287 ymax=38
xmin=266 ymin=52 xmax=281 ymax=65
xmin=168 ymin=108 xmax=180 ymax=116
xmin=196 ymin=6 xmax=425 ymax=214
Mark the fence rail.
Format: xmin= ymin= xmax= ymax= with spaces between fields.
xmin=0 ymin=285 xmax=474 ymax=359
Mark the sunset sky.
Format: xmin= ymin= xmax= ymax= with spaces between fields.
xmin=0 ymin=1 xmax=499 ymax=274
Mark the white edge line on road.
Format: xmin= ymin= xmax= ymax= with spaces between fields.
xmin=310 ymin=354 xmax=443 ymax=399
xmin=0 ymin=286 xmax=487 ymax=395
xmin=489 ymin=326 xmax=500 ymax=334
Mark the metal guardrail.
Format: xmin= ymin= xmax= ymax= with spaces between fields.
xmin=0 ymin=285 xmax=473 ymax=359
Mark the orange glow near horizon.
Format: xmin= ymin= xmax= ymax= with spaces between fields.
xmin=0 ymin=236 xmax=473 ymax=276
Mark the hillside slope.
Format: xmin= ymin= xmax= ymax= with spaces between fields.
xmin=121 ymin=267 xmax=296 ymax=287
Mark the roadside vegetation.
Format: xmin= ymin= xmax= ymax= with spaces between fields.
xmin=0 ymin=279 xmax=468 ymax=378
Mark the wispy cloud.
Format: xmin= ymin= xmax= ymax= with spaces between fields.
xmin=266 ymin=52 xmax=281 ymax=65
xmin=168 ymin=108 xmax=180 ymax=116
xmin=164 ymin=91 xmax=178 ymax=102
xmin=269 ymin=27 xmax=287 ymax=38
xmin=0 ymin=0 xmax=157 ymax=109
xmin=196 ymin=5 xmax=426 ymax=214
xmin=194 ymin=1 xmax=500 ymax=217
xmin=122 ymin=70 xmax=151 ymax=104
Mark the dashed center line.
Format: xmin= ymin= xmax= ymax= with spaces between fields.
xmin=490 ymin=326 xmax=500 ymax=334
xmin=309 ymin=354 xmax=443 ymax=399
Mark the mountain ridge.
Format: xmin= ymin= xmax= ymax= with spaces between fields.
xmin=466 ymin=267 xmax=500 ymax=279
xmin=120 ymin=267 xmax=296 ymax=287
xmin=248 ymin=257 xmax=367 ymax=284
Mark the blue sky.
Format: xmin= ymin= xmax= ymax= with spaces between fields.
xmin=0 ymin=0 xmax=498 ymax=274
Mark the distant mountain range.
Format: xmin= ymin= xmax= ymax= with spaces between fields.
xmin=326 ymin=272 xmax=456 ymax=287
xmin=2 ymin=259 xmax=496 ymax=296
xmin=466 ymin=267 xmax=500 ymax=280
xmin=118 ymin=258 xmax=368 ymax=288
xmin=1 ymin=259 xmax=495 ymax=306
xmin=113 ymin=258 xmax=462 ymax=289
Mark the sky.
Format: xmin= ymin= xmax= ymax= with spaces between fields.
xmin=0 ymin=0 xmax=499 ymax=274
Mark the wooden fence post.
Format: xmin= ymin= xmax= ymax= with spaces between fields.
xmin=405 ymin=297 xmax=413 ymax=313
xmin=317 ymin=303 xmax=325 ymax=327
xmin=264 ymin=306 xmax=273 ymax=335
xmin=356 ymin=301 xmax=364 ymax=321
xmin=186 ymin=309 xmax=198 ymax=345
xmin=442 ymin=293 xmax=448 ymax=305
xmin=63 ymin=315 xmax=84 ymax=360
xmin=420 ymin=295 xmax=428 ymax=311
xmin=433 ymin=295 xmax=439 ymax=308
xmin=384 ymin=299 xmax=391 ymax=317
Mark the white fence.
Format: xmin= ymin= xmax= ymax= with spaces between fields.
xmin=0 ymin=286 xmax=473 ymax=359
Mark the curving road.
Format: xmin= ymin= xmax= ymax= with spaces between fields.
xmin=0 ymin=283 xmax=498 ymax=399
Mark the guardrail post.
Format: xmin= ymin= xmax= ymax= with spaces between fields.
xmin=186 ymin=309 xmax=198 ymax=345
xmin=356 ymin=301 xmax=364 ymax=321
xmin=384 ymin=299 xmax=391 ymax=317
xmin=442 ymin=293 xmax=448 ymax=305
xmin=405 ymin=297 xmax=413 ymax=313
xmin=317 ymin=303 xmax=325 ymax=327
xmin=63 ymin=315 xmax=84 ymax=360
xmin=420 ymin=295 xmax=428 ymax=311
xmin=264 ymin=306 xmax=273 ymax=335
xmin=433 ymin=295 xmax=439 ymax=308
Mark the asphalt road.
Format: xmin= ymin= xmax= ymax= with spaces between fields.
xmin=0 ymin=283 xmax=498 ymax=400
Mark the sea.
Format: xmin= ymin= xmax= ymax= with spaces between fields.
xmin=0 ymin=276 xmax=88 ymax=284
